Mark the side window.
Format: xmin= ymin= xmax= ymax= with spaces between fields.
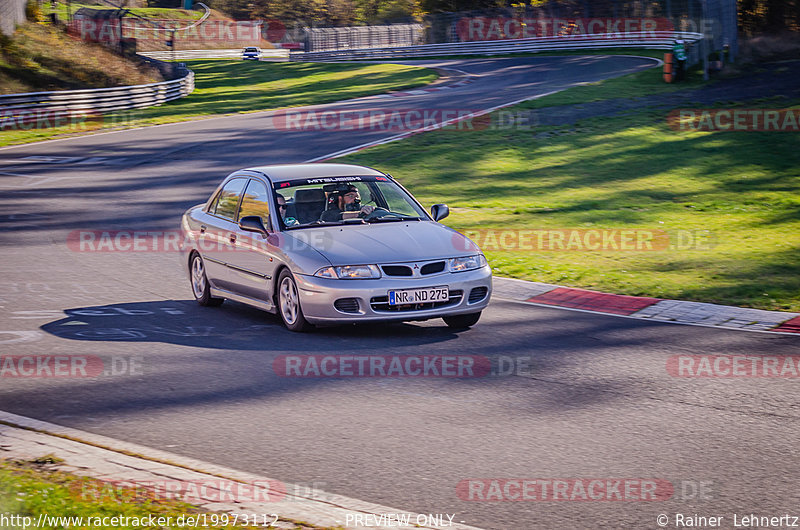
xmin=238 ymin=179 xmax=271 ymax=225
xmin=213 ymin=178 xmax=247 ymax=220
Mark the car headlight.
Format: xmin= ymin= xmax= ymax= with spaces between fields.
xmin=449 ymin=255 xmax=487 ymax=273
xmin=314 ymin=265 xmax=381 ymax=279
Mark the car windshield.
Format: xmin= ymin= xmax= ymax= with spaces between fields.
xmin=244 ymin=48 xmax=259 ymax=52
xmin=273 ymin=176 xmax=428 ymax=229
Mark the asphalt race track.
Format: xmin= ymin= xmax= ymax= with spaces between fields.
xmin=2 ymin=56 xmax=800 ymax=529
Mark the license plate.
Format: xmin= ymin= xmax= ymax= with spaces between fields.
xmin=388 ymin=286 xmax=449 ymax=305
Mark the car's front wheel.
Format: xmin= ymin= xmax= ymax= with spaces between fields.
xmin=277 ymin=269 xmax=312 ymax=332
xmin=190 ymin=253 xmax=224 ymax=307
xmin=443 ymin=311 xmax=481 ymax=329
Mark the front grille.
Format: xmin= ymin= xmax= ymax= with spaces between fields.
xmin=420 ymin=261 xmax=445 ymax=275
xmin=370 ymin=290 xmax=463 ymax=312
xmin=333 ymin=298 xmax=360 ymax=313
xmin=381 ymin=265 xmax=413 ymax=276
xmin=468 ymin=286 xmax=489 ymax=304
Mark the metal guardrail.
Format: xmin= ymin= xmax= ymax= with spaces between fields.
xmin=291 ymin=31 xmax=704 ymax=61
xmin=0 ymin=64 xmax=194 ymax=125
xmin=140 ymin=49 xmax=290 ymax=61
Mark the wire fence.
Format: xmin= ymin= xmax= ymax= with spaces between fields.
xmin=298 ymin=0 xmax=736 ymax=60
xmin=425 ymin=0 xmax=736 ymax=55
xmin=304 ymin=24 xmax=424 ymax=52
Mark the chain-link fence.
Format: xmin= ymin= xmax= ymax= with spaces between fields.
xmin=304 ymin=24 xmax=424 ymax=52
xmin=1 ymin=0 xmax=28 ymax=36
xmin=426 ymin=0 xmax=736 ymax=57
xmin=297 ymin=0 xmax=736 ymax=60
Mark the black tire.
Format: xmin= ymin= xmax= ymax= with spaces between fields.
xmin=277 ymin=269 xmax=312 ymax=332
xmin=190 ymin=253 xmax=224 ymax=307
xmin=443 ymin=311 xmax=481 ymax=329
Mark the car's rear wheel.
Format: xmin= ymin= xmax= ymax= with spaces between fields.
xmin=190 ymin=253 xmax=223 ymax=307
xmin=277 ymin=269 xmax=312 ymax=332
xmin=443 ymin=311 xmax=481 ymax=329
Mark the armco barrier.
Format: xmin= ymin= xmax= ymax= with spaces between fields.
xmin=290 ymin=31 xmax=703 ymax=61
xmin=0 ymin=62 xmax=194 ymax=125
xmin=139 ymin=49 xmax=289 ymax=61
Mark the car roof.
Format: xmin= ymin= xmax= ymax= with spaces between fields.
xmin=244 ymin=163 xmax=387 ymax=183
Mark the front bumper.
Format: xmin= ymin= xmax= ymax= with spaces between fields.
xmin=294 ymin=265 xmax=492 ymax=324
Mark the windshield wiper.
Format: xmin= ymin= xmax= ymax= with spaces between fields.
xmin=285 ymin=219 xmax=366 ymax=229
xmin=366 ymin=216 xmax=421 ymax=223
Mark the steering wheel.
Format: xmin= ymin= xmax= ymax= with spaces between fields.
xmin=364 ymin=208 xmax=403 ymax=220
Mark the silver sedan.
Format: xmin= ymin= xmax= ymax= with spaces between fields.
xmin=180 ymin=163 xmax=492 ymax=331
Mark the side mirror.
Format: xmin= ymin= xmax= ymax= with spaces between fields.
xmin=238 ymin=215 xmax=269 ymax=235
xmin=431 ymin=204 xmax=449 ymax=222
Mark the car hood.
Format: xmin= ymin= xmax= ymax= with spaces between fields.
xmin=282 ymin=221 xmax=480 ymax=266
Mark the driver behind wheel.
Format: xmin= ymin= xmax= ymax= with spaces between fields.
xmin=320 ymin=184 xmax=375 ymax=222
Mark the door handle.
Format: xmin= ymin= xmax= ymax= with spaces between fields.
xmin=199 ymin=225 xmax=207 ymax=233
xmin=229 ymin=234 xmax=237 ymax=244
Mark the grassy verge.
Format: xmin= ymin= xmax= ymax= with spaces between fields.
xmin=0 ymin=59 xmax=438 ymax=146
xmin=0 ymin=458 xmax=337 ymax=529
xmin=0 ymin=23 xmax=163 ymax=94
xmin=519 ymin=58 xmax=707 ymax=108
xmin=49 ymin=2 xmax=213 ymax=21
xmin=341 ymin=73 xmax=800 ymax=311
xmin=360 ymin=48 xmax=708 ymax=106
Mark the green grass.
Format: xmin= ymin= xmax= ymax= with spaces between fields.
xmin=341 ymin=81 xmax=800 ymax=311
xmin=0 ymin=459 xmax=255 ymax=529
xmin=141 ymin=60 xmax=437 ymax=119
xmin=0 ymin=23 xmax=163 ymax=94
xmin=49 ymin=2 xmax=207 ymax=21
xmin=369 ymin=47 xmax=707 ymax=108
xmin=0 ymin=60 xmax=437 ymax=146
xmin=519 ymin=59 xmax=707 ymax=108
xmin=0 ymin=458 xmax=340 ymax=529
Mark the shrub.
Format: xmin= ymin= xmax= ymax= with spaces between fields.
xmin=25 ymin=0 xmax=45 ymax=23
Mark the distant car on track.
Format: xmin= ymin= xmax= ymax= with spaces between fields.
xmin=180 ymin=164 xmax=492 ymax=331
xmin=242 ymin=47 xmax=261 ymax=60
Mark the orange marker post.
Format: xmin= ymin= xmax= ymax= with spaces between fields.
xmin=663 ymin=52 xmax=674 ymax=83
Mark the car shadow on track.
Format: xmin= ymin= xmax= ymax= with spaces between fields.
xmin=40 ymin=299 xmax=466 ymax=351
